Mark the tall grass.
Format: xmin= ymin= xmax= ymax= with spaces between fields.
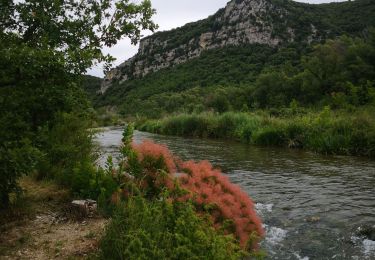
xmin=136 ymin=108 xmax=375 ymax=158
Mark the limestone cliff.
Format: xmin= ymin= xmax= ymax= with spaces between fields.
xmin=100 ymin=0 xmax=374 ymax=93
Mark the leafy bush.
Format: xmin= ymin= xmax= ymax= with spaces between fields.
xmin=33 ymin=113 xmax=121 ymax=204
xmin=100 ymin=196 xmax=247 ymax=259
xmin=0 ymin=141 xmax=40 ymax=209
xmin=37 ymin=113 xmax=94 ymax=176
xmin=252 ymin=126 xmax=286 ymax=146
xmin=0 ymin=0 xmax=156 ymax=209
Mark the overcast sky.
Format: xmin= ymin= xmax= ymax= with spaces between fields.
xmin=87 ymin=0 xmax=345 ymax=77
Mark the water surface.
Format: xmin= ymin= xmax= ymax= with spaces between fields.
xmin=95 ymin=127 xmax=375 ymax=260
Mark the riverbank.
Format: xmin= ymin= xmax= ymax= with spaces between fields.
xmin=136 ymin=108 xmax=375 ymax=158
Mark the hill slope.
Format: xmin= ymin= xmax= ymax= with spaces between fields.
xmin=95 ymin=0 xmax=375 ymax=117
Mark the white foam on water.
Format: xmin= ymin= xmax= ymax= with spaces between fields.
xmin=263 ymin=224 xmax=288 ymax=246
xmin=255 ymin=203 xmax=273 ymax=217
xmin=293 ymin=252 xmax=309 ymax=260
xmin=363 ymin=239 xmax=375 ymax=256
xmin=351 ymin=236 xmax=375 ymax=258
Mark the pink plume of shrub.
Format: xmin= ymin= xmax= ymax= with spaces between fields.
xmin=130 ymin=140 xmax=264 ymax=249
xmin=132 ymin=140 xmax=177 ymax=173
xmin=131 ymin=140 xmax=176 ymax=194
xmin=178 ymin=160 xmax=264 ymax=249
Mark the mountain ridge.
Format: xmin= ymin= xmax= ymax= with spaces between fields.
xmin=100 ymin=0 xmax=375 ymax=94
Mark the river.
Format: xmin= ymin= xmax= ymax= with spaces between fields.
xmin=95 ymin=127 xmax=375 ymax=260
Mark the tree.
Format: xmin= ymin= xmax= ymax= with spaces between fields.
xmin=0 ymin=0 xmax=157 ymax=208
xmin=1 ymin=0 xmax=157 ymax=73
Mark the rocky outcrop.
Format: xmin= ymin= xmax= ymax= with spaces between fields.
xmin=100 ymin=0 xmax=315 ymax=93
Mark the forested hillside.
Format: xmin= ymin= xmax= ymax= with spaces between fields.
xmin=95 ymin=33 xmax=375 ymax=117
xmin=93 ymin=0 xmax=375 ymax=118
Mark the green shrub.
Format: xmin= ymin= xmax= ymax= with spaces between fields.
xmin=0 ymin=141 xmax=41 ymax=209
xmin=35 ymin=113 xmax=104 ymax=198
xmin=161 ymin=114 xmax=217 ymax=138
xmin=252 ymin=126 xmax=286 ymax=146
xmin=215 ymin=113 xmax=246 ymax=138
xmin=284 ymin=121 xmax=306 ymax=148
xmin=39 ymin=113 xmax=93 ymax=169
xmin=235 ymin=116 xmax=261 ymax=143
xmin=100 ymin=196 xmax=247 ymax=260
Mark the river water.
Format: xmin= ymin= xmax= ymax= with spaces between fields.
xmin=95 ymin=127 xmax=375 ymax=260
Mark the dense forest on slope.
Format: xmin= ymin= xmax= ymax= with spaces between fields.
xmin=93 ymin=0 xmax=375 ymax=118
xmin=95 ymin=31 xmax=375 ymax=118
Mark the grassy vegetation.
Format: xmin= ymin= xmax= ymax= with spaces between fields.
xmin=136 ymin=107 xmax=375 ymax=158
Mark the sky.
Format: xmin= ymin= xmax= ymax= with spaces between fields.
xmin=87 ymin=0 xmax=345 ymax=77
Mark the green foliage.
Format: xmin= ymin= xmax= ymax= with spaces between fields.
xmin=93 ymin=1 xmax=375 ymax=118
xmin=38 ymin=113 xmax=93 ymax=174
xmin=138 ymin=108 xmax=375 ymax=158
xmin=273 ymin=0 xmax=375 ymax=41
xmin=0 ymin=141 xmax=40 ymax=209
xmin=253 ymin=32 xmax=375 ymax=108
xmin=0 ymin=0 xmax=157 ymax=207
xmin=95 ymin=31 xmax=375 ymax=118
xmin=93 ymin=108 xmax=124 ymax=127
xmin=83 ymin=75 xmax=103 ymax=101
xmin=1 ymin=0 xmax=157 ymax=73
xmin=99 ymin=195 xmax=246 ymax=259
xmin=94 ymin=45 xmax=276 ymax=116
xmin=252 ymin=126 xmax=286 ymax=147
xmin=0 ymin=39 xmax=87 ymax=207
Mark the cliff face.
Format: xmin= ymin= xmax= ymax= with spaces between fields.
xmin=100 ymin=0 xmax=375 ymax=93
xmin=101 ymin=0 xmax=293 ymax=93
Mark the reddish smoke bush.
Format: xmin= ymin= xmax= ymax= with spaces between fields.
xmin=132 ymin=140 xmax=176 ymax=173
xmin=178 ymin=160 xmax=264 ymax=248
xmin=131 ymin=140 xmax=176 ymax=195
xmin=130 ymin=140 xmax=264 ymax=248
